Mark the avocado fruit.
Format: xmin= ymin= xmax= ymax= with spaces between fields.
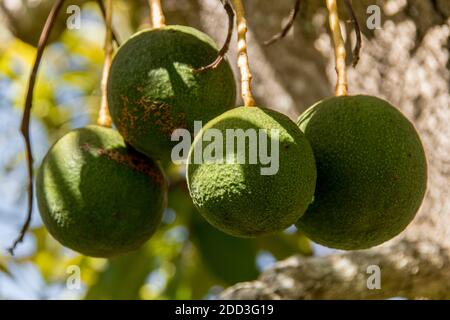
xmin=36 ymin=125 xmax=167 ymax=257
xmin=107 ymin=25 xmax=236 ymax=163
xmin=296 ymin=95 xmax=427 ymax=250
xmin=187 ymin=106 xmax=317 ymax=237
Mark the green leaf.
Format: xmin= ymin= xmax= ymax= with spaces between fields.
xmin=85 ymin=247 xmax=153 ymax=300
xmin=191 ymin=213 xmax=259 ymax=285
xmin=256 ymin=232 xmax=313 ymax=260
xmin=0 ymin=260 xmax=12 ymax=278
xmin=168 ymin=180 xmax=259 ymax=285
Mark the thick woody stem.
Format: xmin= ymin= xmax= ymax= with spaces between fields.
xmin=326 ymin=0 xmax=348 ymax=96
xmin=97 ymin=0 xmax=113 ymax=127
xmin=149 ymin=0 xmax=166 ymax=28
xmin=232 ymin=0 xmax=256 ymax=107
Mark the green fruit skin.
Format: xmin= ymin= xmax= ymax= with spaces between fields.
xmin=36 ymin=125 xmax=168 ymax=257
xmin=296 ymin=95 xmax=428 ymax=250
xmin=187 ymin=107 xmax=317 ymax=237
xmin=107 ymin=25 xmax=236 ymax=162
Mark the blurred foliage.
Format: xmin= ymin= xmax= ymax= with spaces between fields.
xmin=0 ymin=0 xmax=312 ymax=300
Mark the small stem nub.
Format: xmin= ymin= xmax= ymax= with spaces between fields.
xmin=326 ymin=0 xmax=347 ymax=96
xmin=97 ymin=0 xmax=113 ymax=127
xmin=149 ymin=0 xmax=166 ymax=28
xmin=232 ymin=0 xmax=255 ymax=107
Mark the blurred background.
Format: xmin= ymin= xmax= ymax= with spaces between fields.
xmin=0 ymin=0 xmax=449 ymax=300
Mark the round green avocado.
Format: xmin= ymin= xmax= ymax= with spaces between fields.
xmin=187 ymin=107 xmax=317 ymax=237
xmin=36 ymin=125 xmax=168 ymax=257
xmin=107 ymin=25 xmax=236 ymax=162
xmin=296 ymin=95 xmax=427 ymax=250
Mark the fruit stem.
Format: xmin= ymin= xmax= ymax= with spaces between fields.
xmin=344 ymin=0 xmax=361 ymax=67
xmin=194 ymin=0 xmax=234 ymax=73
xmin=326 ymin=0 xmax=348 ymax=96
xmin=10 ymin=0 xmax=67 ymax=255
xmin=96 ymin=0 xmax=121 ymax=46
xmin=264 ymin=0 xmax=301 ymax=46
xmin=149 ymin=0 xmax=166 ymax=28
xmin=97 ymin=0 xmax=113 ymax=127
xmin=231 ymin=0 xmax=256 ymax=107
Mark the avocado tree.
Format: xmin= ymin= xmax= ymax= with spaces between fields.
xmin=0 ymin=0 xmax=449 ymax=300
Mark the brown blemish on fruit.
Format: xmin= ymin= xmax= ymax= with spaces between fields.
xmin=117 ymin=92 xmax=188 ymax=141
xmin=80 ymin=143 xmax=165 ymax=185
xmin=136 ymin=97 xmax=187 ymax=137
xmin=116 ymin=95 xmax=137 ymax=141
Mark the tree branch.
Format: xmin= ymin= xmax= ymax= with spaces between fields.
xmin=220 ymin=239 xmax=450 ymax=300
xmin=264 ymin=0 xmax=301 ymax=46
xmin=97 ymin=0 xmax=113 ymax=127
xmin=195 ymin=0 xmax=234 ymax=73
xmin=344 ymin=0 xmax=361 ymax=67
xmin=96 ymin=0 xmax=121 ymax=46
xmin=8 ymin=0 xmax=66 ymax=255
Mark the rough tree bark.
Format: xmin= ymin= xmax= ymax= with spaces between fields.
xmin=165 ymin=0 xmax=450 ymax=299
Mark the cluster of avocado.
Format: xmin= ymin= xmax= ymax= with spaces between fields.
xmin=37 ymin=25 xmax=427 ymax=258
xmin=36 ymin=25 xmax=236 ymax=257
xmin=187 ymin=95 xmax=427 ymax=250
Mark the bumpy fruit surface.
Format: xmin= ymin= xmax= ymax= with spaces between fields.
xmin=297 ymin=95 xmax=427 ymax=250
xmin=107 ymin=25 xmax=236 ymax=162
xmin=187 ymin=107 xmax=317 ymax=237
xmin=36 ymin=125 xmax=167 ymax=257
